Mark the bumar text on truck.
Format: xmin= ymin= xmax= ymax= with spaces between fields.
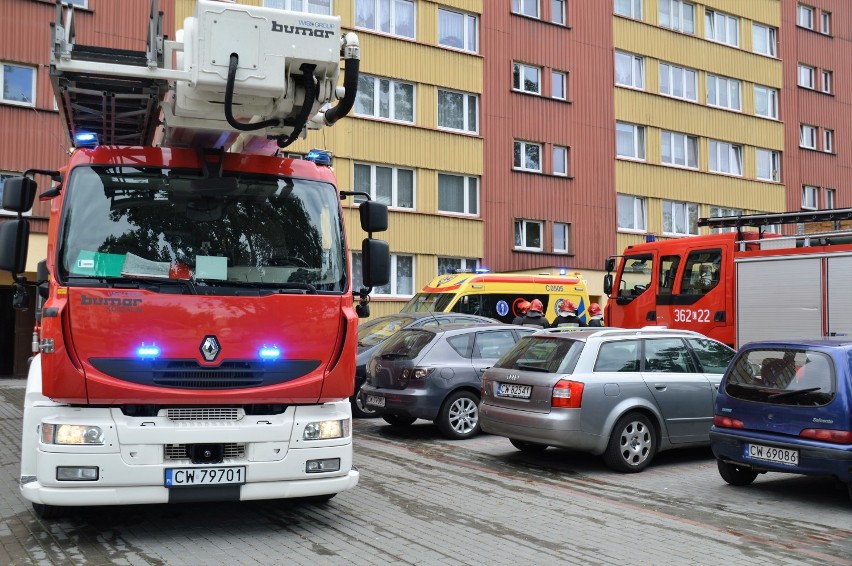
xmin=0 ymin=0 xmax=390 ymax=518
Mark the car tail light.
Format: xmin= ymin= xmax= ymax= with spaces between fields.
xmin=713 ymin=415 xmax=744 ymax=429
xmin=401 ymin=368 xmax=432 ymax=380
xmin=551 ymin=380 xmax=583 ymax=409
xmin=799 ymin=428 xmax=852 ymax=444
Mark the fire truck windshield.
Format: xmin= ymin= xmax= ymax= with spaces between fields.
xmin=58 ymin=166 xmax=347 ymax=293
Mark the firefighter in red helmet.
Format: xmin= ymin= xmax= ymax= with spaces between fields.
xmin=512 ymin=300 xmax=531 ymax=325
xmin=518 ymin=298 xmax=548 ymax=329
xmin=588 ymin=303 xmax=605 ymax=327
xmin=551 ymin=299 xmax=587 ymax=329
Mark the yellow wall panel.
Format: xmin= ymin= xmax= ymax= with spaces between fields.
xmin=700 ymin=0 xmax=781 ymax=26
xmin=344 ymin=209 xmax=483 ymax=256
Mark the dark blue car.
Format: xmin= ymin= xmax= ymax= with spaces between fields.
xmin=710 ymin=339 xmax=852 ymax=501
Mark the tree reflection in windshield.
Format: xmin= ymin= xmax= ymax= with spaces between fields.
xmin=59 ymin=166 xmax=346 ymax=292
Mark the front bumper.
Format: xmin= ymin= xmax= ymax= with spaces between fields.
xmin=21 ymin=402 xmax=359 ymax=507
xmin=710 ymin=428 xmax=852 ymax=482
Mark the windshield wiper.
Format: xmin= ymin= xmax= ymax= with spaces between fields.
xmin=66 ymin=275 xmax=198 ymax=294
xmin=196 ymin=280 xmax=317 ymax=294
xmin=768 ymin=387 xmax=822 ymax=400
xmin=517 ymin=363 xmax=549 ymax=373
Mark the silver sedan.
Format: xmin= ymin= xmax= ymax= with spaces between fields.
xmin=479 ymin=328 xmax=735 ymax=472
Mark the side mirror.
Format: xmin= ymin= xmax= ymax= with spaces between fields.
xmin=37 ymin=259 xmax=49 ymax=300
xmin=361 ymin=238 xmax=390 ymax=288
xmin=0 ymin=220 xmax=30 ymax=273
xmin=2 ymin=177 xmax=37 ymax=213
xmin=603 ymin=273 xmax=613 ymax=296
xmin=359 ymin=200 xmax=388 ymax=233
xmin=604 ymin=257 xmax=616 ymax=273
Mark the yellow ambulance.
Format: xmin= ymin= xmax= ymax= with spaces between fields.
xmin=400 ymin=271 xmax=592 ymax=325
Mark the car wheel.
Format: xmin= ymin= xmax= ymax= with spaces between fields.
xmin=382 ymin=414 xmax=417 ymax=427
xmin=436 ymin=390 xmax=481 ymax=440
xmin=351 ymin=383 xmax=378 ymax=419
xmin=509 ymin=438 xmax=548 ymax=453
xmin=717 ymin=459 xmax=758 ymax=486
xmin=32 ymin=503 xmax=64 ymax=520
xmin=603 ymin=412 xmax=656 ymax=473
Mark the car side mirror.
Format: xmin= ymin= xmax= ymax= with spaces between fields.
xmin=359 ymin=200 xmax=388 ymax=233
xmin=361 ymin=238 xmax=390 ymax=288
xmin=604 ymin=257 xmax=616 ymax=273
xmin=2 ymin=177 xmax=37 ymax=213
xmin=0 ymin=220 xmax=30 ymax=274
xmin=603 ymin=273 xmax=613 ymax=296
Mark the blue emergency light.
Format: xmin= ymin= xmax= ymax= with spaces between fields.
xmin=305 ymin=149 xmax=332 ymax=166
xmin=258 ymin=345 xmax=282 ymax=360
xmin=75 ymin=132 xmax=98 ymax=146
xmin=136 ymin=344 xmax=160 ymax=358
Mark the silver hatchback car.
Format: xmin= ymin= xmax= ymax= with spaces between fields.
xmin=479 ymin=328 xmax=735 ymax=472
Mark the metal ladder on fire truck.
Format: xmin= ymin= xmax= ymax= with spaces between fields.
xmin=699 ymin=208 xmax=852 ymax=250
xmin=50 ymin=0 xmax=361 ymax=152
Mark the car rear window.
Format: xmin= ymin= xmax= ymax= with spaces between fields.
xmin=378 ymin=330 xmax=435 ymax=360
xmin=494 ymin=337 xmax=583 ymax=374
xmin=724 ymin=348 xmax=836 ymax=406
xmin=358 ymin=315 xmax=414 ymax=347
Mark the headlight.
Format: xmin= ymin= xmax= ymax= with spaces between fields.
xmin=41 ymin=424 xmax=105 ymax=445
xmin=303 ymin=419 xmax=350 ymax=440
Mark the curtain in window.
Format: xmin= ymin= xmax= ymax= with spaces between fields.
xmin=355 ymin=0 xmax=374 ymax=28
xmin=397 ymin=169 xmax=414 ymax=208
xmin=394 ymin=0 xmax=415 ymax=38
xmin=396 ymin=256 xmax=413 ymax=295
xmin=438 ymin=90 xmax=464 ymax=129
xmin=438 ymin=174 xmax=464 ymax=213
xmin=439 ymin=10 xmax=463 ymax=48
xmin=375 ymin=166 xmax=392 ymax=206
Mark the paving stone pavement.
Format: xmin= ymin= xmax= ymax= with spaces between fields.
xmin=0 ymin=380 xmax=849 ymax=565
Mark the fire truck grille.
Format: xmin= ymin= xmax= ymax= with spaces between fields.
xmin=164 ymin=408 xmax=244 ymax=421
xmin=89 ymin=358 xmax=321 ymax=389
xmin=164 ymin=443 xmax=245 ymax=461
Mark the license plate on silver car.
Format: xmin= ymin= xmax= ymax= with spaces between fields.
xmin=745 ymin=443 xmax=798 ymax=466
xmin=496 ymin=383 xmax=532 ymax=399
xmin=164 ymin=466 xmax=246 ymax=487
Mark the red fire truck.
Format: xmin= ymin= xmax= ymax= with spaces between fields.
xmin=604 ymin=209 xmax=852 ymax=348
xmin=0 ymin=0 xmax=389 ymax=517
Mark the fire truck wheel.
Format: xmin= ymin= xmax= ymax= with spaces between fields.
xmin=716 ymin=459 xmax=759 ymax=486
xmin=382 ymin=414 xmax=417 ymax=427
xmin=32 ymin=503 xmax=64 ymax=520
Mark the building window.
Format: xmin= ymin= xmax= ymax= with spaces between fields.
xmin=754 ymin=86 xmax=778 ymax=119
xmin=354 ymin=163 xmax=415 ymax=209
xmin=616 ymin=122 xmax=646 ymax=160
xmin=615 ymin=51 xmax=645 ymax=89
xmin=824 ymin=129 xmax=834 ymax=153
xmin=614 ymin=0 xmax=642 ymax=20
xmin=62 ymin=0 xmax=87 ymax=6
xmin=514 ymin=219 xmax=543 ymax=251
xmin=438 ymin=173 xmax=478 ymax=215
xmin=821 ymin=11 xmax=831 ymax=35
xmin=512 ymin=0 xmax=539 ymax=19
xmin=802 ymin=185 xmax=818 ymax=210
xmin=756 ymin=149 xmax=780 ymax=182
xmin=659 ymin=62 xmax=697 ymax=101
xmin=553 ymin=223 xmax=570 ymax=253
xmin=438 ymin=89 xmax=478 ymax=133
xmin=513 ymin=63 xmax=541 ymax=95
xmin=662 ymin=200 xmax=699 ymax=236
xmin=355 ymin=75 xmax=415 ymax=123
xmin=617 ymin=194 xmax=646 ymax=231
xmin=552 ymin=0 xmax=566 ymax=25
xmin=1 ymin=63 xmax=36 ymax=106
xmin=353 ymin=252 xmax=414 ymax=296
xmin=661 ymin=131 xmax=698 ymax=169
xmin=752 ymin=24 xmax=777 ymax=57
xmin=707 ymin=75 xmax=741 ymax=111
xmin=553 ymin=146 xmax=569 ymax=176
xmin=514 ymin=140 xmax=542 ymax=172
xmin=800 ymin=124 xmax=817 ymax=149
xmin=438 ymin=257 xmax=478 ymax=275
xmin=709 ymin=140 xmax=743 ymax=176
xmin=355 ymin=0 xmax=415 ymax=38
xmin=438 ymin=8 xmax=478 ymax=52
xmin=798 ymin=65 xmax=815 ymax=89
xmin=262 ymin=0 xmax=331 ymax=14
xmin=659 ymin=0 xmax=694 ymax=34
xmin=821 ymin=70 xmax=832 ymax=94
xmin=709 ymin=206 xmax=743 ymax=234
xmin=825 ymin=189 xmax=836 ymax=209
xmin=797 ymin=5 xmax=814 ymax=29
xmin=552 ymin=71 xmax=567 ymax=100
xmin=705 ymin=10 xmax=739 ymax=47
